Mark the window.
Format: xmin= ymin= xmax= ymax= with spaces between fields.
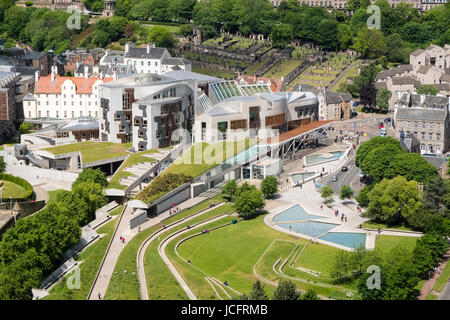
xmin=422 ymin=122 xmax=425 ymax=128
xmin=56 ymin=111 xmax=59 ymax=118
xmin=72 ymin=111 xmax=74 ymax=118
xmin=46 ymin=111 xmax=49 ymax=117
xmin=422 ymin=132 xmax=425 ymax=139
xmin=155 ymin=61 xmax=158 ymax=66
xmin=148 ymin=61 xmax=151 ymax=66
xmin=437 ymin=133 xmax=440 ymax=141
xmin=95 ymin=111 xmax=98 ymax=118
xmin=141 ymin=61 xmax=144 ymax=66
xmin=429 ymin=133 xmax=433 ymax=140
xmin=88 ymin=111 xmax=91 ymax=117
xmin=80 ymin=111 xmax=83 ymax=117
xmin=38 ymin=111 xmax=41 ymax=117
xmin=64 ymin=111 xmax=67 ymax=117
xmin=230 ymin=119 xmax=247 ymax=130
xmin=28 ymin=111 xmax=31 ymax=118
xmin=415 ymin=122 xmax=418 ymax=128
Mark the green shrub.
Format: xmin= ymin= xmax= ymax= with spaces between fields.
xmin=135 ymin=173 xmax=193 ymax=204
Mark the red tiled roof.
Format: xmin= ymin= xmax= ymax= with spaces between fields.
xmin=35 ymin=75 xmax=113 ymax=94
xmin=263 ymin=120 xmax=334 ymax=145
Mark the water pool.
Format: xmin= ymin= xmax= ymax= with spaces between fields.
xmin=225 ymin=145 xmax=269 ymax=165
xmin=305 ymin=151 xmax=345 ymax=166
xmin=319 ymin=232 xmax=366 ymax=249
xmin=278 ymin=221 xmax=338 ymax=238
xmin=291 ymin=172 xmax=315 ymax=184
xmin=273 ymin=204 xmax=326 ymax=223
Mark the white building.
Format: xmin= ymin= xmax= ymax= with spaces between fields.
xmin=25 ymin=66 xmax=113 ymax=120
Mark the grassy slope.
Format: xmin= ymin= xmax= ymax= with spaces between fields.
xmin=1 ymin=181 xmax=28 ymax=199
xmin=43 ymin=142 xmax=132 ymax=164
xmin=43 ymin=206 xmax=124 ymax=300
xmin=374 ymin=235 xmax=419 ymax=253
xmin=263 ymin=59 xmax=302 ymax=79
xmin=107 ymin=149 xmax=159 ymax=190
xmin=104 ymin=195 xmax=225 ymax=300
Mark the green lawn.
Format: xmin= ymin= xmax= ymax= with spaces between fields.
xmin=107 ymin=149 xmax=159 ymax=190
xmin=175 ymin=213 xmax=353 ymax=299
xmin=374 ymin=235 xmax=419 ymax=253
xmin=146 ymin=203 xmax=235 ymax=300
xmin=141 ymin=24 xmax=181 ymax=34
xmin=1 ymin=181 xmax=29 ymax=199
xmin=43 ymin=142 xmax=132 ymax=164
xmin=263 ymin=59 xmax=303 ymax=79
xmin=43 ymin=207 xmax=123 ymax=300
xmin=191 ymin=67 xmax=237 ymax=80
xmin=244 ymin=57 xmax=270 ymax=76
xmin=433 ymin=260 xmax=450 ymax=292
xmin=48 ymin=189 xmax=65 ymax=204
xmin=103 ymin=195 xmax=225 ymax=300
xmin=426 ymin=293 xmax=438 ymax=300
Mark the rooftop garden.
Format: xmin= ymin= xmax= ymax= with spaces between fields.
xmin=43 ymin=142 xmax=132 ymax=164
xmin=107 ymin=149 xmax=160 ymax=190
xmin=135 ymin=139 xmax=255 ymax=203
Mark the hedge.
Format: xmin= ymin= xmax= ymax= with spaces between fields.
xmin=0 ymin=173 xmax=33 ymax=201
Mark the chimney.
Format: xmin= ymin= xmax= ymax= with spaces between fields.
xmin=125 ymin=42 xmax=132 ymax=54
xmin=51 ymin=65 xmax=58 ymax=75
xmin=93 ymin=65 xmax=99 ymax=75
xmin=100 ymin=71 xmax=104 ymax=80
xmin=35 ymin=70 xmax=40 ymax=83
xmin=113 ymin=71 xmax=118 ymax=81
xmin=146 ymin=43 xmax=151 ymax=54
xmin=51 ymin=68 xmax=55 ymax=82
xmin=84 ymin=66 xmax=89 ymax=79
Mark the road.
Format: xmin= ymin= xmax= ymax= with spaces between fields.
xmin=318 ymin=113 xmax=387 ymax=196
xmin=438 ymin=281 xmax=450 ymax=300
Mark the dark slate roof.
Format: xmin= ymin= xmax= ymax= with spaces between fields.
xmin=396 ymin=107 xmax=447 ymax=121
xmin=162 ymin=57 xmax=190 ymax=66
xmin=375 ymin=82 xmax=387 ymax=89
xmin=376 ymin=65 xmax=413 ymax=80
xmin=400 ymin=132 xmax=420 ymax=153
xmin=125 ymin=47 xmax=167 ymax=59
xmin=21 ymin=52 xmax=47 ymax=60
xmin=391 ymin=76 xmax=421 ymax=87
xmin=410 ymin=94 xmax=449 ymax=109
xmin=440 ymin=73 xmax=450 ymax=83
xmin=417 ymin=65 xmax=431 ymax=74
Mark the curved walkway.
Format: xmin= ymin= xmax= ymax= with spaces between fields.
xmin=137 ymin=203 xmax=225 ymax=300
xmin=158 ymin=214 xmax=230 ymax=300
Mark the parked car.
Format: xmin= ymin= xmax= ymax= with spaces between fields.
xmin=353 ymin=101 xmax=360 ymax=106
xmin=331 ymin=176 xmax=338 ymax=182
xmin=384 ymin=117 xmax=392 ymax=123
xmin=379 ymin=122 xmax=384 ymax=129
xmin=341 ymin=166 xmax=348 ymax=172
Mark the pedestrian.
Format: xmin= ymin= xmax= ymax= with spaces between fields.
xmin=378 ymin=228 xmax=381 ymax=234
xmin=98 ymin=293 xmax=101 ymax=300
xmin=289 ymin=225 xmax=292 ymax=231
xmin=120 ymin=236 xmax=122 ymax=241
xmin=138 ymin=226 xmax=141 ymax=232
xmin=320 ymin=204 xmax=323 ymax=210
xmin=345 ymin=217 xmax=347 ymax=222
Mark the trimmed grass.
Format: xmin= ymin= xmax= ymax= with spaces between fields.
xmin=146 ymin=203 xmax=235 ymax=300
xmin=374 ymin=235 xmax=419 ymax=253
xmin=163 ymin=139 xmax=255 ymax=179
xmin=1 ymin=181 xmax=28 ymax=199
xmin=175 ymin=213 xmax=352 ymax=299
xmin=426 ymin=293 xmax=438 ymax=300
xmin=191 ymin=67 xmax=236 ymax=80
xmin=433 ymin=260 xmax=450 ymax=292
xmin=107 ymin=149 xmax=159 ymax=190
xmin=294 ymin=242 xmax=340 ymax=276
xmin=43 ymin=208 xmax=123 ymax=300
xmin=43 ymin=142 xmax=132 ymax=164
xmin=141 ymin=24 xmax=180 ymax=34
xmin=103 ymin=195 xmax=225 ymax=300
xmin=363 ymin=221 xmax=415 ymax=232
xmin=263 ymin=59 xmax=303 ymax=79
xmin=48 ymin=189 xmax=65 ymax=204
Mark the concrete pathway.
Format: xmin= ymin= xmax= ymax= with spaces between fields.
xmin=419 ymin=249 xmax=450 ymax=300
xmin=88 ymin=195 xmax=207 ymax=300
xmin=158 ymin=214 xmax=229 ymax=300
xmin=137 ymin=202 xmax=224 ymax=300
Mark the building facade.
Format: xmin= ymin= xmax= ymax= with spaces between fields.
xmin=99 ymin=73 xmax=198 ymax=150
xmin=25 ymin=66 xmax=113 ymax=120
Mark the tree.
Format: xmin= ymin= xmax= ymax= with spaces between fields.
xmin=356 ymin=136 xmax=402 ymax=168
xmin=413 ymin=232 xmax=448 ymax=279
xmin=221 ymin=179 xmax=238 ymax=201
xmin=234 ymin=188 xmax=265 ymax=219
xmin=300 ymin=289 xmax=319 ymax=300
xmin=179 ymin=24 xmax=194 ymax=37
xmin=272 ymin=280 xmax=300 ymax=300
xmin=352 ymin=27 xmax=388 ymax=59
xmin=148 ymin=26 xmax=177 ymax=49
xmin=270 ymin=23 xmax=293 ymax=49
xmin=389 ymin=153 xmax=437 ymax=184
xmin=321 ymin=186 xmax=334 ymax=204
xmin=340 ymin=185 xmax=354 ymax=202
xmin=249 ymin=280 xmax=268 ymax=300
xmin=356 ymin=185 xmax=371 ymax=208
xmin=376 ymin=88 xmax=391 ymax=111
xmin=367 ymin=176 xmax=422 ymax=226
xmin=316 ymin=19 xmax=340 ymax=51
xmin=72 ymin=181 xmax=108 ymax=221
xmin=260 ymin=176 xmax=279 ymax=199
xmin=360 ymin=143 xmax=404 ymax=183
xmin=0 ymin=156 xmax=6 ymax=173
xmin=417 ymin=85 xmax=439 ymax=96
xmin=73 ymin=168 xmax=108 ymax=188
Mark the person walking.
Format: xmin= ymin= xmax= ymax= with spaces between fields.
xmin=320 ymin=204 xmax=323 ymax=210
xmin=98 ymin=293 xmax=102 ymax=300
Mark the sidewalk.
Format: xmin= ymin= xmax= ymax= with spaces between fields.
xmin=89 ymin=196 xmax=207 ymax=300
xmin=418 ymin=249 xmax=450 ymax=300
